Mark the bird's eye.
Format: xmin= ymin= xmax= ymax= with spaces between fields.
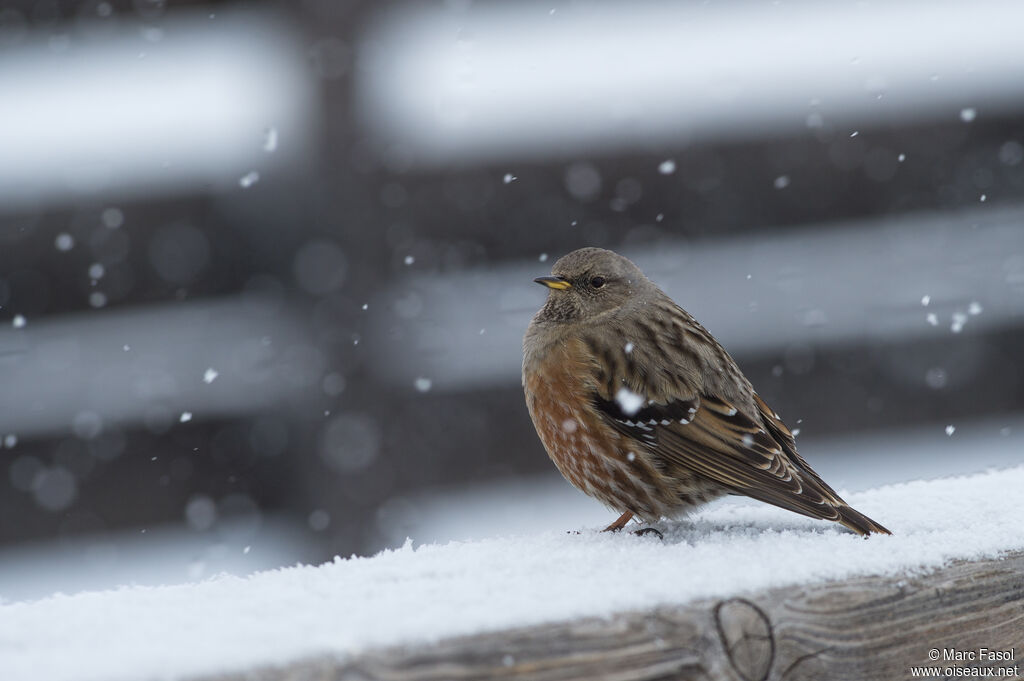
xmin=590 ymin=276 xmax=606 ymax=289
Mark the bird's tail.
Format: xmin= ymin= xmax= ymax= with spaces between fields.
xmin=837 ymin=504 xmax=891 ymax=537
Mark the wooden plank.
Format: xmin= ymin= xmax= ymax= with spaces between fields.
xmin=205 ymin=551 xmax=1023 ymax=681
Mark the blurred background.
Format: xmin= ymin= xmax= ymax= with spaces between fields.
xmin=1 ymin=0 xmax=1023 ymax=601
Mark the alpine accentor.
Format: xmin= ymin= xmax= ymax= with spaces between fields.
xmin=522 ymin=247 xmax=890 ymax=536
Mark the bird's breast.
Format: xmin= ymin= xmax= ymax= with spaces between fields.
xmin=523 ymin=338 xmax=664 ymax=517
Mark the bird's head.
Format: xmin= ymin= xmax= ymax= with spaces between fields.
xmin=533 ymin=247 xmax=650 ymax=324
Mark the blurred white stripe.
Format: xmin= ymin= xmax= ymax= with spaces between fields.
xmin=358 ymin=0 xmax=1024 ymax=161
xmin=370 ymin=204 xmax=1024 ymax=390
xmin=0 ymin=297 xmax=320 ymax=438
xmin=0 ymin=10 xmax=315 ymax=207
xmin=0 ymin=515 xmax=312 ymax=603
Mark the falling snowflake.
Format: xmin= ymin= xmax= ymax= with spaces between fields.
xmin=263 ymin=127 xmax=278 ymax=153
xmin=615 ymin=387 xmax=644 ymax=416
xmin=238 ymin=171 xmax=260 ymax=188
xmin=55 ymin=233 xmax=75 ymax=251
xmin=950 ymin=312 xmax=968 ymax=333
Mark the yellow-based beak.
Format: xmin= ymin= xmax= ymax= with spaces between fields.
xmin=534 ymin=276 xmax=572 ymax=290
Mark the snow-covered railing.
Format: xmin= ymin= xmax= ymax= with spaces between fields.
xmin=223 ymin=551 xmax=1024 ymax=681
xmin=2 ymin=466 xmax=1022 ymax=681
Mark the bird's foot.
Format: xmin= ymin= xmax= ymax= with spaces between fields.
xmin=633 ymin=527 xmax=664 ymax=540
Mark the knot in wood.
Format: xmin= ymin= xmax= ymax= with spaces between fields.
xmin=713 ymin=598 xmax=774 ymax=681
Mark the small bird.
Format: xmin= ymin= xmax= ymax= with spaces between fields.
xmin=522 ymin=247 xmax=890 ymax=536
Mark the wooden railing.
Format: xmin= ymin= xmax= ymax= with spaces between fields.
xmin=206 ymin=550 xmax=1023 ymax=681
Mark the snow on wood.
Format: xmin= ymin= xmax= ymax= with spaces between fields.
xmin=2 ymin=465 xmax=1023 ymax=681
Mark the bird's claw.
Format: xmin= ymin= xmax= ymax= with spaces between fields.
xmin=633 ymin=527 xmax=664 ymax=540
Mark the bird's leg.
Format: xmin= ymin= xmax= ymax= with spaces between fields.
xmin=602 ymin=511 xmax=634 ymax=532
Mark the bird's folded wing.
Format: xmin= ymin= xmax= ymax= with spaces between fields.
xmin=592 ymin=391 xmax=848 ymax=524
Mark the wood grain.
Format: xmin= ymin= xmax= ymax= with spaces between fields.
xmin=203 ymin=551 xmax=1024 ymax=681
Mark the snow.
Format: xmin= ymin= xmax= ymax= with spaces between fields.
xmin=3 ymin=465 xmax=1023 ymax=681
xmin=238 ymin=171 xmax=260 ymax=188
xmin=101 ymin=207 xmax=124 ymax=229
xmin=54 ymin=233 xmax=74 ymax=251
xmin=263 ymin=127 xmax=278 ymax=153
xmin=614 ymin=387 xmax=644 ymax=415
